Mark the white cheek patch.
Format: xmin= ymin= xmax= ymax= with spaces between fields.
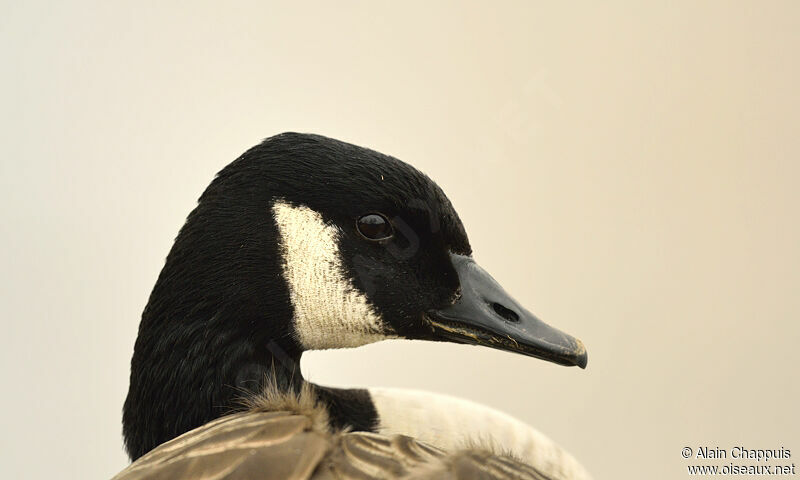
xmin=272 ymin=200 xmax=394 ymax=350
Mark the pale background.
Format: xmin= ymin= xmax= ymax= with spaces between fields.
xmin=1 ymin=2 xmax=798 ymax=479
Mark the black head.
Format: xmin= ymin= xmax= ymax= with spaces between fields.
xmin=123 ymin=133 xmax=586 ymax=459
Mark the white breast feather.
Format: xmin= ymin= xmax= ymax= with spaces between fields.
xmin=368 ymin=387 xmax=593 ymax=480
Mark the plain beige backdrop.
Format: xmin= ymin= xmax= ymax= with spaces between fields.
xmin=2 ymin=2 xmax=798 ymax=479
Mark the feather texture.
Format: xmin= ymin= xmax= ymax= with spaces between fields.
xmin=114 ymin=380 xmax=582 ymax=480
xmin=113 ymin=410 xmax=561 ymax=480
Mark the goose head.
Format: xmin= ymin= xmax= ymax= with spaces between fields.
xmin=123 ymin=132 xmax=587 ymax=460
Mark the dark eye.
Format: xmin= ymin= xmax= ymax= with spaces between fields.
xmin=356 ymin=213 xmax=393 ymax=240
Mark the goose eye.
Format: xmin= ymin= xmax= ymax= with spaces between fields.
xmin=356 ymin=213 xmax=393 ymax=240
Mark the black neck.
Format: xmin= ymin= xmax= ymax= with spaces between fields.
xmin=123 ymin=306 xmax=296 ymax=458
xmin=122 ymin=296 xmax=380 ymax=461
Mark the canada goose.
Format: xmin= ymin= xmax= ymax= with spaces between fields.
xmin=115 ymin=133 xmax=590 ymax=480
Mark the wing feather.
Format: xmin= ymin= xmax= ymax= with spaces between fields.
xmin=114 ymin=412 xmax=563 ymax=480
xmin=113 ymin=412 xmax=329 ymax=480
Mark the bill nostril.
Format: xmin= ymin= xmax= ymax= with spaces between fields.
xmin=491 ymin=302 xmax=520 ymax=323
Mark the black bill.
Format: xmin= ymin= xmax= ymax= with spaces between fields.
xmin=427 ymin=253 xmax=588 ymax=368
